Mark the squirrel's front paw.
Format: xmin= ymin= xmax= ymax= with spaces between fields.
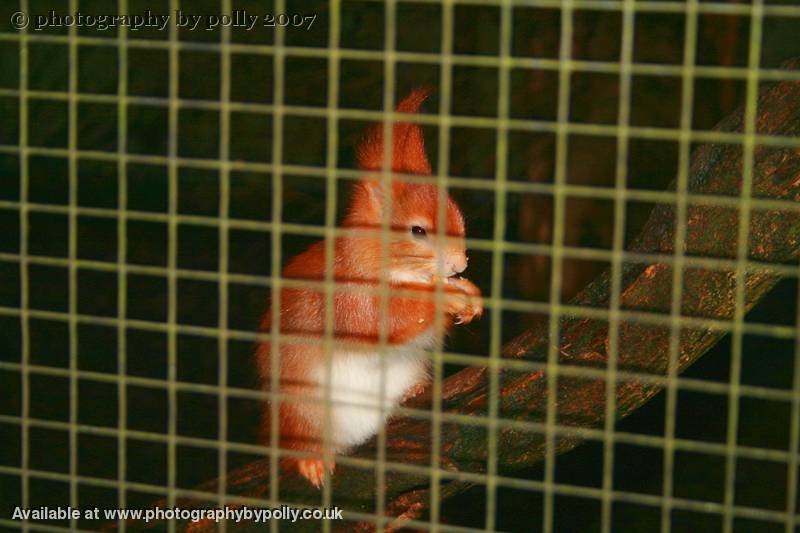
xmin=445 ymin=277 xmax=483 ymax=325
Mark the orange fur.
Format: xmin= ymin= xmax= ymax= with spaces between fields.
xmin=256 ymin=88 xmax=482 ymax=488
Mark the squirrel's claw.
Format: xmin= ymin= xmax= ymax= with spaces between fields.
xmin=297 ymin=457 xmax=335 ymax=489
xmin=445 ymin=276 xmax=483 ymax=326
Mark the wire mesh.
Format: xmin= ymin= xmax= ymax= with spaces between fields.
xmin=1 ymin=0 xmax=800 ymax=532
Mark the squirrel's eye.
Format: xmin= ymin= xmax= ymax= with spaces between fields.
xmin=411 ymin=226 xmax=427 ymax=238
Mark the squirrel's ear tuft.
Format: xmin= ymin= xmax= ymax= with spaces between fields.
xmin=356 ymin=86 xmax=433 ymax=175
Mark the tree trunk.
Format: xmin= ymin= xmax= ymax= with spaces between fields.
xmin=130 ymin=62 xmax=800 ymax=532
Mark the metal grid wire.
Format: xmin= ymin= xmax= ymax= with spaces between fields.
xmin=1 ymin=0 xmax=800 ymax=532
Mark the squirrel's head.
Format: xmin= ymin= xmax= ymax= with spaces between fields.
xmin=344 ymin=87 xmax=468 ymax=283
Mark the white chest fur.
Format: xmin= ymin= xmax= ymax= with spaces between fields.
xmin=311 ymin=329 xmax=436 ymax=451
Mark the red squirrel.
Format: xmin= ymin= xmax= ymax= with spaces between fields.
xmin=255 ymin=88 xmax=483 ymax=488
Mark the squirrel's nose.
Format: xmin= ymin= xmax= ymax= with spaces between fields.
xmin=447 ymin=253 xmax=468 ymax=275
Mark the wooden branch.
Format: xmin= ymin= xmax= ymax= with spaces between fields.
xmin=134 ymin=65 xmax=800 ymax=532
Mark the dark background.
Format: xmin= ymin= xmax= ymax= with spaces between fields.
xmin=0 ymin=0 xmax=799 ymax=531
